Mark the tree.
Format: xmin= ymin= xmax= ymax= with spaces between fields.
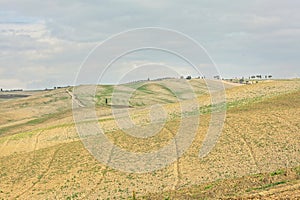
xmin=186 ymin=75 xmax=192 ymax=80
xmin=0 ymin=88 xmax=2 ymax=92
xmin=268 ymin=75 xmax=273 ymax=79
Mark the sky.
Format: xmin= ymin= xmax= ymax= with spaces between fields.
xmin=0 ymin=0 xmax=299 ymax=89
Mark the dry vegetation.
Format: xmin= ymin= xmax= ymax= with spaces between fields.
xmin=0 ymin=79 xmax=299 ymax=199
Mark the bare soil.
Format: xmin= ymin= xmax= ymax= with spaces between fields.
xmin=0 ymin=79 xmax=299 ymax=199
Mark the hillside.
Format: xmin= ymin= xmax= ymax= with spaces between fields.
xmin=0 ymin=79 xmax=299 ymax=199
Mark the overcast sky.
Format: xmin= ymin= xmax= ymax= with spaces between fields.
xmin=0 ymin=0 xmax=299 ymax=89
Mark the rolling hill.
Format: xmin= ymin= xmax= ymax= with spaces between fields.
xmin=0 ymin=79 xmax=299 ymax=199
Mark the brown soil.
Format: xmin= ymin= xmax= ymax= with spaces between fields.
xmin=0 ymin=79 xmax=299 ymax=199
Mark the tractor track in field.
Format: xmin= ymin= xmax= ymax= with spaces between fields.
xmin=85 ymin=126 xmax=182 ymax=197
xmin=225 ymin=122 xmax=261 ymax=173
xmin=8 ymin=130 xmax=45 ymax=195
xmin=14 ymin=144 xmax=63 ymax=199
xmin=84 ymin=147 xmax=115 ymax=199
xmin=83 ymin=165 xmax=110 ymax=199
xmin=32 ymin=131 xmax=43 ymax=160
xmin=272 ymin=112 xmax=299 ymax=132
xmin=240 ymin=133 xmax=261 ymax=173
xmin=0 ymin=138 xmax=10 ymax=155
xmin=164 ymin=127 xmax=181 ymax=190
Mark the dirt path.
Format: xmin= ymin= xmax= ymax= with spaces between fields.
xmin=66 ymin=89 xmax=85 ymax=108
xmin=164 ymin=127 xmax=181 ymax=190
xmin=221 ymin=80 xmax=243 ymax=87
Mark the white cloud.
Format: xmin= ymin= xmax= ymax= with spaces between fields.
xmin=0 ymin=78 xmax=26 ymax=89
xmin=0 ymin=0 xmax=299 ymax=89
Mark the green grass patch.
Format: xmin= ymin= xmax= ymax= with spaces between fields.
xmin=157 ymin=97 xmax=176 ymax=104
xmin=0 ymin=137 xmax=8 ymax=144
xmin=95 ymin=85 xmax=114 ymax=106
xmin=136 ymin=84 xmax=155 ymax=94
xmin=270 ymin=169 xmax=285 ymax=176
xmin=204 ymin=184 xmax=214 ymax=190
xmin=130 ymin=101 xmax=146 ymax=107
xmin=27 ymin=111 xmax=68 ymax=126
xmin=98 ymin=117 xmax=115 ymax=122
xmin=0 ymin=109 xmax=71 ymax=137
xmin=10 ymin=130 xmax=38 ymax=140
xmin=295 ymin=166 xmax=300 ymax=176
xmin=247 ymin=181 xmax=287 ymax=192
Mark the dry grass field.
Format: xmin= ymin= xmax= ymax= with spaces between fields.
xmin=0 ymin=79 xmax=299 ymax=199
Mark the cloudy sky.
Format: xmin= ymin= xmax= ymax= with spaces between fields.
xmin=0 ymin=0 xmax=299 ymax=89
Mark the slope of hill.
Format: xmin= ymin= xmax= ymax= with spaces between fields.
xmin=0 ymin=79 xmax=299 ymax=199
